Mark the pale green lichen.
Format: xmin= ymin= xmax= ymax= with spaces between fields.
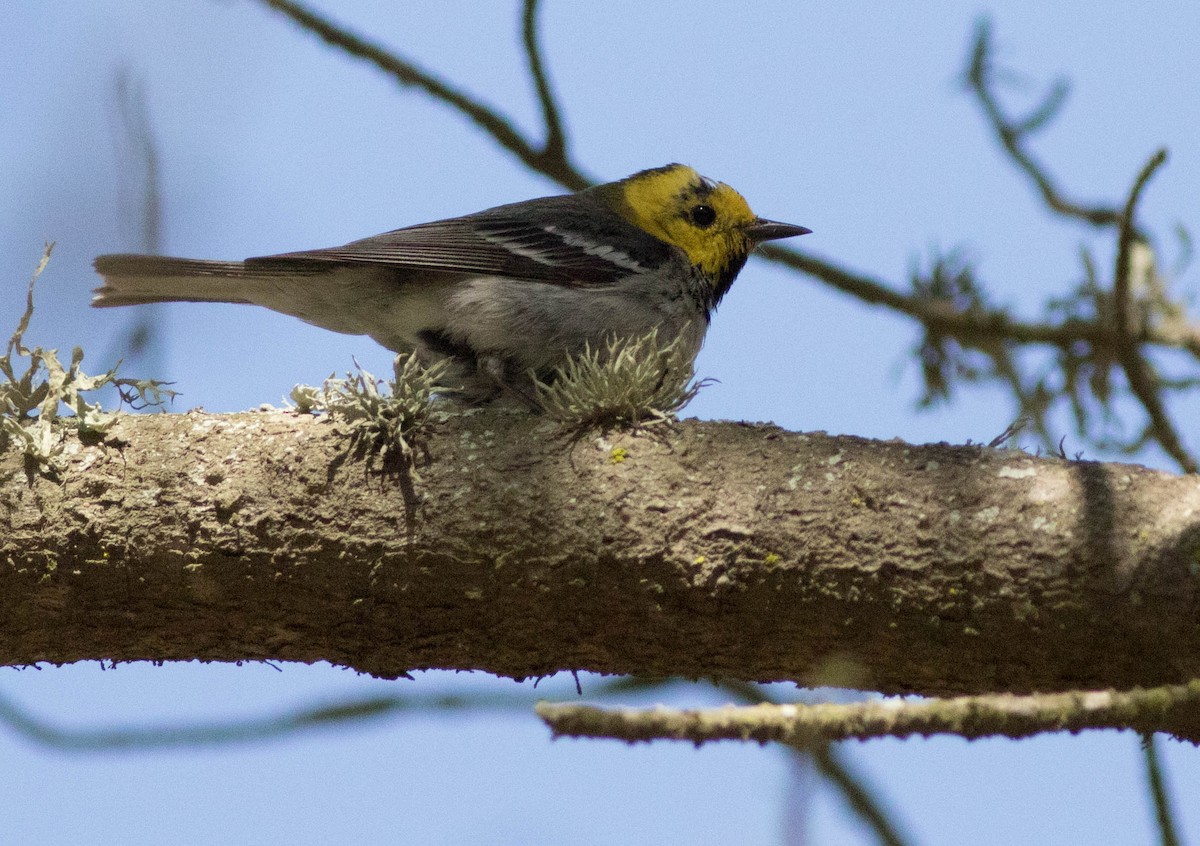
xmin=286 ymin=382 xmax=323 ymax=414
xmin=305 ymin=353 xmax=449 ymax=473
xmin=1 ymin=245 xmax=176 ymax=476
xmin=533 ymin=327 xmax=708 ymax=432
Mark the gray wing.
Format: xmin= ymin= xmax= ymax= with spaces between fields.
xmin=246 ymin=210 xmax=670 ymax=287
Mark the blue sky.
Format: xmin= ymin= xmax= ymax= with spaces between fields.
xmin=3 ymin=2 xmax=1199 ymax=843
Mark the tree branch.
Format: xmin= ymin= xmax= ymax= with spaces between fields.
xmin=256 ymin=0 xmax=591 ymax=189
xmin=809 ymin=743 xmax=912 ymax=846
xmin=1142 ymin=733 xmax=1183 ymax=846
xmin=536 ymin=681 xmax=1200 ymax=746
xmin=716 ymin=680 xmax=913 ymax=846
xmin=112 ymin=69 xmax=162 ymax=257
xmin=758 ymin=244 xmax=1200 ymax=363
xmin=1109 ymin=150 xmax=1196 ymax=473
xmin=521 ymin=0 xmax=567 ymax=168
xmin=0 ymin=684 xmax=543 ymax=752
xmin=106 ymin=69 xmax=164 ymax=366
xmin=4 ymin=411 xmax=1200 ymax=698
xmin=964 ymin=18 xmax=1122 ymax=228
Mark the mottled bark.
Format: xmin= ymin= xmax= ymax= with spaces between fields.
xmin=2 ymin=410 xmax=1198 ymax=696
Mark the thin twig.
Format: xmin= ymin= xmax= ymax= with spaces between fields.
xmin=521 ymin=0 xmax=567 ymax=166
xmin=759 ymin=244 xmax=1200 ymax=360
xmin=1141 ymin=733 xmax=1182 ymax=846
xmin=108 ymin=69 xmax=163 ymax=363
xmin=1114 ymin=151 xmax=1168 ymax=336
xmin=114 ymin=69 xmax=162 ymax=256
xmin=713 ymin=681 xmax=913 ymax=846
xmin=597 ymin=678 xmax=912 ymax=846
xmin=256 ymin=0 xmax=591 ymax=189
xmin=0 ymin=686 xmax=532 ymax=752
xmin=1110 ymin=150 xmax=1196 ymax=473
xmin=965 ymin=18 xmax=1121 ymax=228
xmin=810 ymin=744 xmax=912 ymax=846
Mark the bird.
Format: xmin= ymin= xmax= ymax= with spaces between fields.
xmin=93 ymin=164 xmax=810 ymax=403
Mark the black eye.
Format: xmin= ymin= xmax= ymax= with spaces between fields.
xmin=689 ymin=204 xmax=717 ymax=227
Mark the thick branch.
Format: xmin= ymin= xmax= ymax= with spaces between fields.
xmin=3 ymin=411 xmax=1199 ymax=696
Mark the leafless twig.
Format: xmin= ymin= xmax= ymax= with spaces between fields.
xmin=1109 ymin=150 xmax=1196 ymax=472
xmin=521 ymin=0 xmax=567 ymax=168
xmin=1141 ymin=733 xmax=1182 ymax=846
xmin=964 ymin=18 xmax=1121 ymax=229
xmin=258 ymin=0 xmax=591 ymax=189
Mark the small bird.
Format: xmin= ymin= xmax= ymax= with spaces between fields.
xmin=93 ymin=164 xmax=809 ymax=402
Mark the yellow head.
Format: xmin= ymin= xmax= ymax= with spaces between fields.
xmin=612 ymin=164 xmax=808 ymax=280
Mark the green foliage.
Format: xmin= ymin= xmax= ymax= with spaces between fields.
xmin=533 ymin=327 xmax=707 ymax=432
xmin=0 ymin=245 xmax=176 ymax=475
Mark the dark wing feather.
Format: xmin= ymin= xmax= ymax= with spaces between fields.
xmin=246 ymin=201 xmax=672 ymax=287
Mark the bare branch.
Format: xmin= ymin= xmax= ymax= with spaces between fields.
xmin=1011 ymin=78 xmax=1069 ymax=136
xmin=107 ymin=69 xmax=164 ymax=364
xmin=1109 ymin=150 xmax=1196 ymax=473
xmin=1142 ymin=733 xmax=1183 ymax=846
xmin=759 ymin=243 xmax=1200 ymax=360
xmin=113 ymin=69 xmax=162 ymax=256
xmin=0 ymin=685 xmax=544 ymax=752
xmin=1114 ymin=151 xmax=1169 ymax=338
xmin=537 ymin=681 xmax=1200 ymax=746
xmin=717 ymin=680 xmax=913 ymax=846
xmin=521 ymin=0 xmax=567 ymax=167
xmin=964 ymin=18 xmax=1121 ymax=228
xmin=255 ymin=0 xmax=592 ymax=189
xmin=812 ymin=744 xmax=913 ymax=846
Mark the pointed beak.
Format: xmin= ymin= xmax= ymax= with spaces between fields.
xmin=745 ymin=218 xmax=812 ymax=242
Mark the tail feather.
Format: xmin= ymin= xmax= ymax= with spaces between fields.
xmin=92 ymin=254 xmax=263 ymax=307
xmin=92 ymin=251 xmax=423 ymax=344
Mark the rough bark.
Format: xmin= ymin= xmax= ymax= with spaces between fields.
xmin=1 ymin=409 xmax=1198 ymax=697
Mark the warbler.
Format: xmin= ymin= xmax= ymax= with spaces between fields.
xmin=93 ymin=164 xmax=809 ymax=402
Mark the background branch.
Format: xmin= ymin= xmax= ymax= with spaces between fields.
xmin=1143 ymin=733 xmax=1183 ymax=846
xmin=258 ymin=0 xmax=591 ymax=189
xmin=104 ymin=69 xmax=164 ymax=368
xmin=964 ymin=18 xmax=1121 ymax=228
xmin=1109 ymin=150 xmax=1196 ymax=473
xmin=537 ymin=681 xmax=1200 ymax=745
xmin=715 ymin=680 xmax=914 ymax=846
xmin=521 ymin=0 xmax=567 ymax=168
